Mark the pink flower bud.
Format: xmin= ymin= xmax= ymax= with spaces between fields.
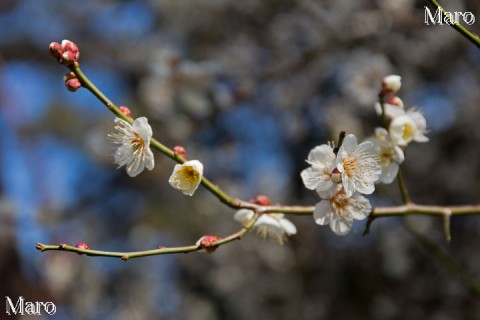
xmin=173 ymin=145 xmax=187 ymax=159
xmin=64 ymin=72 xmax=81 ymax=92
xmin=61 ymin=40 xmax=80 ymax=64
xmin=380 ymin=75 xmax=401 ymax=96
xmin=75 ymin=242 xmax=89 ymax=255
xmin=118 ymin=106 xmax=132 ymax=117
xmin=49 ymin=42 xmax=63 ymax=61
xmin=196 ymin=235 xmax=221 ymax=253
xmin=65 ymin=78 xmax=82 ymax=92
xmin=249 ymin=195 xmax=271 ymax=206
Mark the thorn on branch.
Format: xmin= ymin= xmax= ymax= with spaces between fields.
xmin=362 ymin=215 xmax=376 ymax=236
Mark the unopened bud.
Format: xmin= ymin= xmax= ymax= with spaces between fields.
xmin=173 ymin=145 xmax=187 ymax=159
xmin=49 ymin=42 xmax=63 ymax=61
xmin=381 ymin=75 xmax=401 ymax=96
xmin=64 ymin=72 xmax=81 ymax=92
xmin=75 ymin=242 xmax=89 ymax=255
xmin=61 ymin=39 xmax=79 ymax=64
xmin=331 ymin=168 xmax=342 ymax=184
xmin=119 ymin=106 xmax=131 ymax=117
xmin=386 ymin=96 xmax=404 ymax=108
xmin=196 ymin=235 xmax=221 ymax=253
xmin=250 ymin=195 xmax=271 ymax=206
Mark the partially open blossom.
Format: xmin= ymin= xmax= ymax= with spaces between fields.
xmin=336 ymin=134 xmax=381 ymax=197
xmin=381 ymin=75 xmax=401 ymax=96
xmin=108 ymin=117 xmax=154 ymax=177
xmin=234 ymin=209 xmax=297 ymax=244
xmin=169 ymin=160 xmax=204 ymax=196
xmin=61 ymin=39 xmax=79 ymax=64
xmin=301 ymin=144 xmax=336 ymax=192
xmin=370 ymin=128 xmax=404 ymax=184
xmin=172 ymin=145 xmax=187 ymax=159
xmin=389 ymin=110 xmax=429 ymax=147
xmin=314 ymin=185 xmax=372 ymax=235
xmin=64 ymin=72 xmax=81 ymax=92
xmin=118 ymin=106 xmax=131 ymax=117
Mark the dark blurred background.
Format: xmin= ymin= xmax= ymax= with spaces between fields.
xmin=1 ymin=0 xmax=480 ymax=319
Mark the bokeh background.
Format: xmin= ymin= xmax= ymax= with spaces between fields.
xmin=1 ymin=0 xmax=480 ymax=319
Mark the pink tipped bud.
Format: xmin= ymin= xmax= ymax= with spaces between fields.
xmin=173 ymin=145 xmax=187 ymax=159
xmin=386 ymin=96 xmax=404 ymax=108
xmin=196 ymin=235 xmax=221 ymax=253
xmin=64 ymin=72 xmax=81 ymax=92
xmin=249 ymin=195 xmax=271 ymax=206
xmin=381 ymin=75 xmax=401 ymax=96
xmin=75 ymin=242 xmax=89 ymax=254
xmin=60 ymin=40 xmax=79 ymax=64
xmin=65 ymin=78 xmax=81 ymax=92
xmin=49 ymin=42 xmax=63 ymax=61
xmin=119 ymin=106 xmax=132 ymax=117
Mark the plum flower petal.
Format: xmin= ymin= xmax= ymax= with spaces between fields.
xmin=314 ymin=185 xmax=371 ymax=236
xmin=370 ymin=128 xmax=405 ymax=184
xmin=301 ymin=144 xmax=336 ymax=192
xmin=108 ymin=117 xmax=154 ymax=177
xmin=336 ymin=134 xmax=381 ymax=197
xmin=169 ymin=160 xmax=204 ymax=196
xmin=234 ymin=209 xmax=297 ymax=244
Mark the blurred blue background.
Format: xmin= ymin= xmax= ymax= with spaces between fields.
xmin=1 ymin=0 xmax=480 ymax=319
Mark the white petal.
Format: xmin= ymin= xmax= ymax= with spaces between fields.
xmin=313 ymin=200 xmax=332 ymax=225
xmin=341 ymin=134 xmax=358 ymax=153
xmin=279 ymin=218 xmax=297 ymax=235
xmin=330 ymin=216 xmax=353 ymax=235
xmin=349 ymin=194 xmax=372 ymax=220
xmin=145 ymin=148 xmax=155 ymax=170
xmin=317 ymin=184 xmax=341 ymax=199
xmin=393 ymin=146 xmax=405 ymax=163
xmin=307 ymin=145 xmax=335 ymax=164
xmin=132 ymin=117 xmax=153 ymax=142
xmin=379 ymin=162 xmax=399 ymax=184
xmin=300 ymin=168 xmax=322 ymax=190
xmin=234 ymin=209 xmax=254 ymax=225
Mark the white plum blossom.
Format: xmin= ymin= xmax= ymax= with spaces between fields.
xmin=314 ymin=185 xmax=372 ymax=235
xmin=169 ymin=160 xmax=204 ymax=196
xmin=370 ymin=128 xmax=405 ymax=184
xmin=300 ymin=144 xmax=336 ymax=192
xmin=108 ymin=117 xmax=154 ymax=177
xmin=389 ymin=110 xmax=429 ymax=147
xmin=234 ymin=209 xmax=297 ymax=244
xmin=336 ymin=134 xmax=381 ymax=197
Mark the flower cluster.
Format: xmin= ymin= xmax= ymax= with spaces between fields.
xmin=301 ymin=75 xmax=429 ymax=236
xmin=302 ymin=134 xmax=381 ymax=235
xmin=49 ymin=40 xmax=80 ymax=65
xmin=372 ymin=75 xmax=428 ymax=182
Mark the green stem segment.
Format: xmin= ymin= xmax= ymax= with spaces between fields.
xmin=426 ymin=0 xmax=480 ymax=49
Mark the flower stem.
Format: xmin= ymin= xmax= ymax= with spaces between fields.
xmin=425 ymin=0 xmax=480 ymax=49
xmin=396 ymin=168 xmax=411 ymax=204
xmin=36 ymin=211 xmax=261 ymax=260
